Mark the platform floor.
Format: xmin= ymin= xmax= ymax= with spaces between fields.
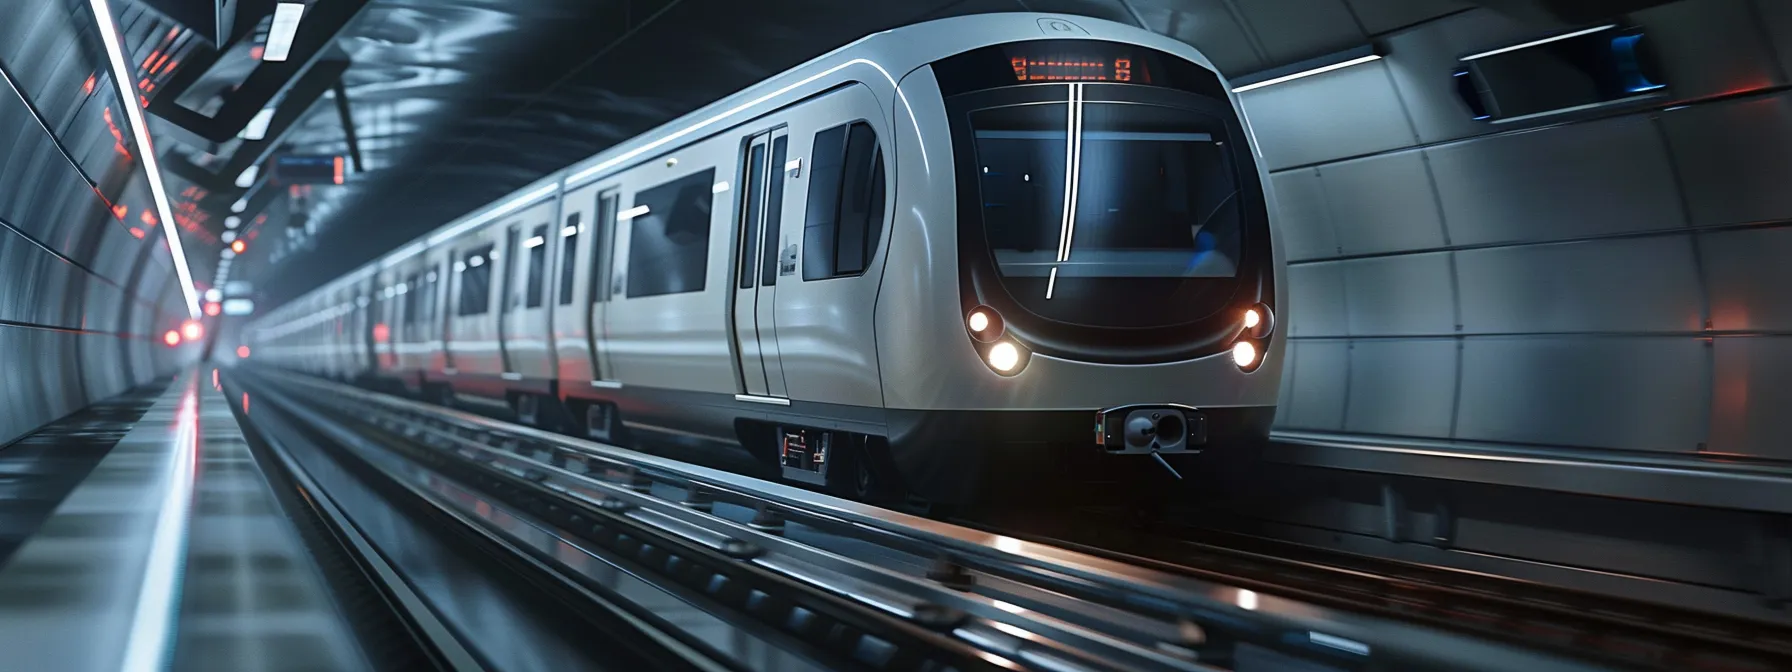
xmin=0 ymin=369 xmax=366 ymax=672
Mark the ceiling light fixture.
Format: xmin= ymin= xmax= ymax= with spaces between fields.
xmin=240 ymin=108 xmax=275 ymax=140
xmin=263 ymin=3 xmax=306 ymax=62
xmin=88 ymin=0 xmax=200 ymax=319
xmin=1231 ymin=53 xmax=1383 ymax=93
xmin=234 ymin=165 xmax=259 ymax=187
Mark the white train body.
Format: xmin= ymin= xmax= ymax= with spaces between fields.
xmin=248 ymin=13 xmax=1287 ymax=504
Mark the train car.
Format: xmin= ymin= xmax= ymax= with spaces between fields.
xmin=249 ymin=12 xmax=1286 ymax=507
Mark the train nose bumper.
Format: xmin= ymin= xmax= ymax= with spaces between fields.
xmin=1097 ymin=404 xmax=1207 ymax=455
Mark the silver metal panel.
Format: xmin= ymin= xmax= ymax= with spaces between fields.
xmin=1237 ymin=60 xmax=1415 ymax=170
xmin=1456 ymin=336 xmax=1710 ymax=451
xmin=1632 ymin=0 xmax=1786 ymax=101
xmin=1286 ymin=262 xmax=1349 ymax=337
xmin=1658 ymin=93 xmax=1792 ymax=226
xmin=1709 ymin=336 xmax=1792 ymax=459
xmin=1345 ymin=338 xmax=1457 ymax=437
xmin=601 ymin=135 xmax=737 ymax=395
xmin=1267 ymin=168 xmax=1337 ymax=261
xmin=1455 ymin=236 xmax=1705 ymax=334
xmin=1340 ymin=252 xmax=1455 ymax=336
xmin=1279 ymin=340 xmax=1347 ymax=431
xmin=1377 ymin=9 xmax=1546 ymax=144
xmin=1429 ymin=116 xmax=1684 ymax=246
xmin=1344 ymin=0 xmax=1474 ymax=34
xmin=1320 ymin=149 xmax=1446 ymax=256
xmin=1702 ymin=226 xmax=1792 ymax=331
xmin=0 ymin=328 xmax=23 ymax=446
xmin=1232 ymin=0 xmax=1365 ymax=64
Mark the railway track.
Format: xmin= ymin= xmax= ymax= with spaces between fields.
xmin=230 ymin=366 xmax=1632 ymax=672
xmin=961 ymin=510 xmax=1792 ymax=672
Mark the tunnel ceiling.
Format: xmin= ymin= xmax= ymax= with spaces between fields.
xmin=130 ymin=0 xmax=1503 ymax=307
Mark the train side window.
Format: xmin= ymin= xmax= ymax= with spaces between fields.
xmin=402 ymin=274 xmax=420 ymax=324
xmin=590 ymin=193 xmax=618 ymax=304
xmin=802 ymin=121 xmax=885 ymax=280
xmin=419 ymin=267 xmax=438 ymax=324
xmin=458 ymin=244 xmax=495 ymax=316
xmin=625 ymin=168 xmax=716 ymax=298
xmin=525 ymin=223 xmax=549 ymax=308
xmin=558 ymin=213 xmax=580 ymax=305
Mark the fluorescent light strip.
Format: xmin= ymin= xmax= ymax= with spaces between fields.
xmin=1061 ymin=83 xmax=1085 ymax=261
xmin=560 ymin=225 xmax=578 ymax=237
xmin=234 ymin=165 xmax=258 ymax=187
xmin=1047 ymin=83 xmax=1085 ymax=301
xmin=1460 ymin=25 xmax=1616 ymax=61
xmin=240 ymin=107 xmax=275 ymax=140
xmin=89 ymin=0 xmax=200 ymax=318
xmin=784 ymin=158 xmax=802 ymax=173
xmin=522 ymin=235 xmax=545 ymax=249
xmin=264 ymin=3 xmax=306 ymax=62
xmin=617 ymin=205 xmax=651 ymax=221
xmin=712 ymin=181 xmax=730 ymax=193
xmin=1230 ymin=54 xmax=1383 ymax=93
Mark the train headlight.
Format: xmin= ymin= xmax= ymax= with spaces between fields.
xmin=1247 ymin=303 xmax=1275 ymax=339
xmin=988 ymin=341 xmax=1022 ymax=373
xmin=966 ymin=306 xmax=1003 ymax=343
xmin=1232 ymin=341 xmax=1257 ymax=368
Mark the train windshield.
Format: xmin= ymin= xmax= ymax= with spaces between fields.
xmin=968 ymin=95 xmax=1242 ymax=328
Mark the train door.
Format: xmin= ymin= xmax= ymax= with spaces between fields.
xmin=770 ymin=86 xmax=889 ymax=407
xmin=588 ymin=190 xmax=621 ymax=382
xmin=730 ymin=127 xmax=790 ymax=397
xmin=500 ymin=219 xmax=552 ymax=380
xmin=442 ymin=250 xmax=460 ymax=371
xmin=363 ymin=275 xmax=381 ymax=373
xmin=497 ymin=224 xmax=521 ymax=374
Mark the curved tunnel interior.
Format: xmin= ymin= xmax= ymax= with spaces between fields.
xmin=1 ymin=0 xmax=1791 ymax=668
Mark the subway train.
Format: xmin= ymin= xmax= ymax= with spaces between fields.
xmin=246 ymin=12 xmax=1286 ymax=507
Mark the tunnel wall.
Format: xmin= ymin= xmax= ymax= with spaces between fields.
xmin=1248 ymin=0 xmax=1792 ymax=459
xmin=0 ymin=0 xmax=191 ymax=447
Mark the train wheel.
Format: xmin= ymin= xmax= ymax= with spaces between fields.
xmin=829 ymin=436 xmax=896 ymax=505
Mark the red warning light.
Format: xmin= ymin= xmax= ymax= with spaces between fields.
xmin=112 ymin=203 xmax=129 ymax=220
xmin=181 ymin=320 xmax=204 ymax=341
xmin=231 ymin=240 xmax=246 ymax=254
xmin=333 ymin=156 xmax=345 ymax=185
xmin=237 ymin=345 xmax=251 ymax=358
xmin=373 ymin=323 xmax=390 ymax=343
xmin=83 ymin=74 xmax=96 ymax=95
xmin=129 ymin=227 xmax=145 ymax=239
xmin=141 ymin=210 xmax=158 ymax=226
xmin=163 ymin=330 xmax=181 ymax=346
xmin=204 ymin=302 xmax=221 ymax=316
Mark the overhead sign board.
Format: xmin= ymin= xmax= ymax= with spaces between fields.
xmin=274 ymin=155 xmax=345 ymax=185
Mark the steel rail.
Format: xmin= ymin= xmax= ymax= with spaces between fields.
xmin=245 ymin=366 xmax=1608 ymax=672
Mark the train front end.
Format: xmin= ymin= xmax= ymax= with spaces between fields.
xmin=879 ymin=21 xmax=1285 ymax=505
